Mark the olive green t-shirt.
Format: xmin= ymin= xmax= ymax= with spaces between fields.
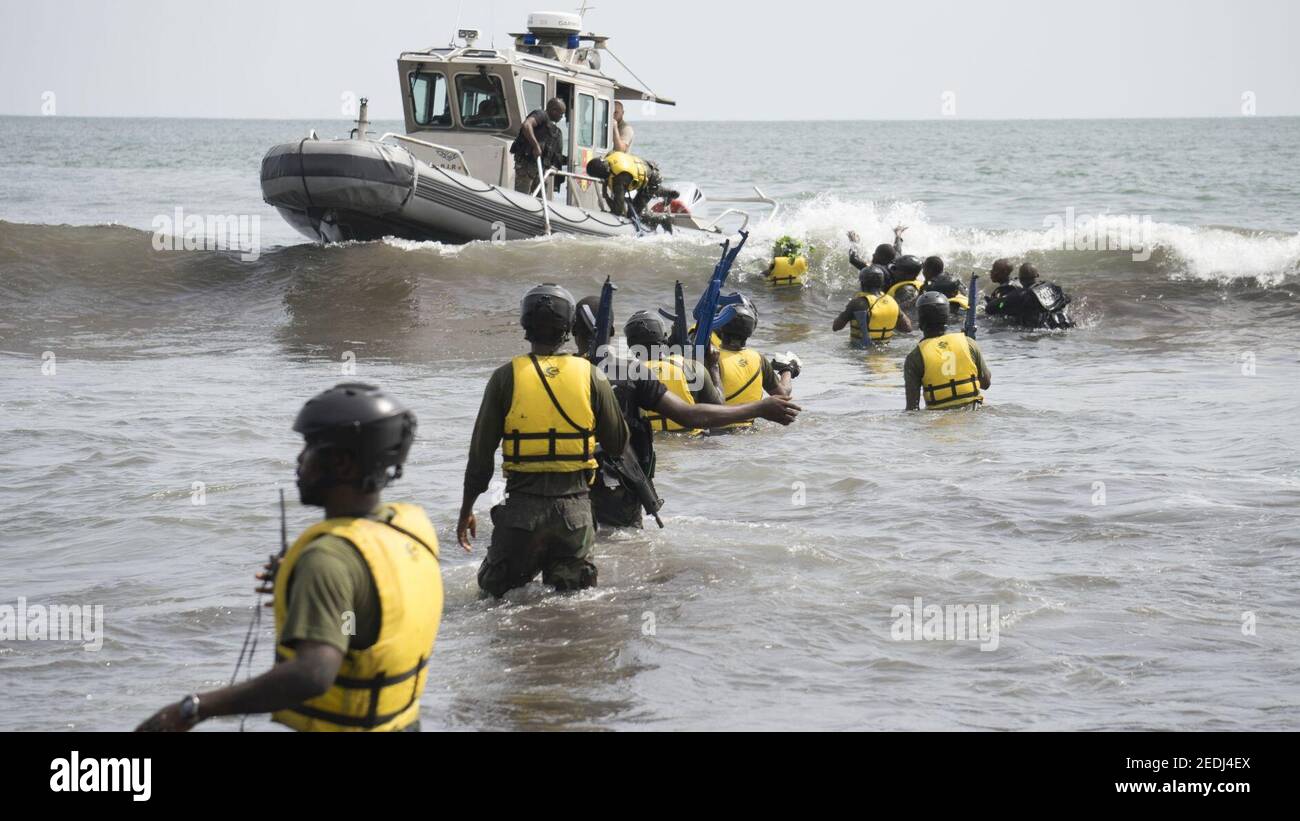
xmin=278 ymin=534 xmax=379 ymax=655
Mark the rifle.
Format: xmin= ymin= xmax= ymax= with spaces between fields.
xmin=691 ymin=230 xmax=750 ymax=361
xmin=669 ymin=281 xmax=688 ymax=350
xmin=586 ymin=276 xmax=617 ymax=364
xmin=964 ymin=273 xmax=980 ymax=339
xmin=597 ymin=443 xmax=665 ymax=528
xmin=657 ymin=280 xmax=690 ymax=354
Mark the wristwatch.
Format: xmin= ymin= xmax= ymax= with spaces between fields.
xmin=179 ymin=694 xmax=201 ymax=726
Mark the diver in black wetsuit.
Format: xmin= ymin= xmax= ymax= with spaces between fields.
xmin=984 ymin=259 xmax=1020 ymax=316
xmin=1003 ymin=264 xmax=1074 ymax=329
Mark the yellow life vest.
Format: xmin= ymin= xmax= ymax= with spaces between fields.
xmin=502 ymin=354 xmax=598 ymax=473
xmin=919 ymin=333 xmax=983 ymax=409
xmin=642 ymin=355 xmax=700 ymax=433
xmin=849 ymin=291 xmax=901 ymax=343
xmin=273 ymin=503 xmax=443 ymax=732
xmin=687 ymin=324 xmax=723 ymax=350
xmin=768 ymin=255 xmax=807 ymax=287
xmin=719 ymin=347 xmax=763 ymax=429
xmin=887 ymin=275 xmax=924 ymax=299
xmin=949 ymin=293 xmax=970 ymax=312
xmin=604 ymin=151 xmax=648 ymax=190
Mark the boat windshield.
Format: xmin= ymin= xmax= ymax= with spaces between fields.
xmin=411 ymin=71 xmax=452 ymax=128
xmin=457 ymin=74 xmax=509 ymax=130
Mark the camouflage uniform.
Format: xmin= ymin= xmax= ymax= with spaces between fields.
xmin=476 ymin=493 xmax=596 ymax=595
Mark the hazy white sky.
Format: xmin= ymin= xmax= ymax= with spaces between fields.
xmin=1 ymin=0 xmax=1297 ymax=120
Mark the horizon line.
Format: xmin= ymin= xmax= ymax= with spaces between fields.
xmin=1 ymin=113 xmax=1297 ymax=124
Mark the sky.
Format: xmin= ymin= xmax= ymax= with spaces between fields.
xmin=1 ymin=0 xmax=1298 ymax=120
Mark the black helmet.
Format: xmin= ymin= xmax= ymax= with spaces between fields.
xmin=585 ymin=157 xmax=610 ymax=179
xmin=719 ymin=295 xmax=758 ymax=341
xmin=294 ymin=383 xmax=416 ymax=492
xmin=624 ymin=310 xmax=666 ymax=348
xmin=932 ymin=274 xmax=962 ymax=298
xmin=573 ymin=294 xmax=615 ymax=340
xmin=521 ymin=283 xmax=576 ymax=344
xmin=858 ymin=264 xmax=886 ymax=292
xmin=916 ymin=291 xmax=950 ymax=328
xmin=892 ymin=254 xmax=923 ymax=278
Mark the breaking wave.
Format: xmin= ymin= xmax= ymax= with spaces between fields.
xmin=752 ymin=195 xmax=1300 ymax=287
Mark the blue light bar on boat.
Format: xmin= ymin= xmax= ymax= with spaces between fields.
xmin=523 ymin=34 xmax=538 ymax=46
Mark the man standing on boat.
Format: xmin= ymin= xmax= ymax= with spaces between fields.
xmin=613 ymin=101 xmax=635 ymax=152
xmin=511 ymin=98 xmax=567 ymax=195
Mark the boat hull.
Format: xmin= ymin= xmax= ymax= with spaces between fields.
xmin=261 ymin=137 xmax=663 ymax=243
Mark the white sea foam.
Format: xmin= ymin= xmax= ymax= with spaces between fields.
xmin=751 ymin=195 xmax=1300 ymax=286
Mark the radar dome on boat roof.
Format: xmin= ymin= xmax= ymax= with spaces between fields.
xmin=527 ymin=11 xmax=583 ymax=36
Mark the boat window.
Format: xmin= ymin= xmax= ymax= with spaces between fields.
xmin=457 ymin=73 xmax=509 ymax=130
xmin=522 ymin=79 xmax=546 ymax=117
xmin=597 ymin=98 xmax=610 ymax=149
xmin=410 ymin=71 xmax=451 ymax=128
xmin=577 ymin=93 xmax=595 ymax=147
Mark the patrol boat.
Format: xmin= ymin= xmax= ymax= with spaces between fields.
xmin=260 ymin=10 xmax=776 ymax=244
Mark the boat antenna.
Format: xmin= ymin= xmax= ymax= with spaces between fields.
xmin=604 ymin=47 xmax=659 ymax=100
xmin=577 ymin=1 xmax=597 ymax=17
xmin=449 ymin=0 xmax=465 ymax=46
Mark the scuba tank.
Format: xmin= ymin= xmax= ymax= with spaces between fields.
xmin=1026 ymin=282 xmax=1073 ymax=329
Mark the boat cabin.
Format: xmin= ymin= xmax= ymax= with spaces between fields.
xmin=394 ymin=11 xmax=672 ymax=212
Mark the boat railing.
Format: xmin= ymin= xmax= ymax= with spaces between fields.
xmin=530 ymin=171 xmax=779 ymax=237
xmin=378 ymin=133 xmax=472 ymax=177
xmin=707 ymin=186 xmax=780 ymax=226
xmin=535 ymin=158 xmax=552 ymax=236
xmin=704 ymin=209 xmax=752 ymax=233
xmin=533 ymin=168 xmax=605 ymax=198
xmin=533 ymin=168 xmax=610 ymax=235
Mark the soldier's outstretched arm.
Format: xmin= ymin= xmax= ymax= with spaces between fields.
xmin=137 ymin=641 xmax=343 ymax=732
xmin=655 ymin=391 xmax=800 ymax=428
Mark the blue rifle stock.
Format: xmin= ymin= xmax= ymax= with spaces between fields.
xmin=964 ymin=273 xmax=979 ymax=339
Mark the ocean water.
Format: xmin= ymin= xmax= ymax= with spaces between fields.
xmin=1 ymin=115 xmax=1299 ymax=731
